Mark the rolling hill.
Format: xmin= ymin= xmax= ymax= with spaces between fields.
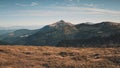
xmin=0 ymin=20 xmax=120 ymax=47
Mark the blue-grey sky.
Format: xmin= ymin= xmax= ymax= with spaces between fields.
xmin=0 ymin=0 xmax=120 ymax=26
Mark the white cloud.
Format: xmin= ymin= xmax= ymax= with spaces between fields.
xmin=16 ymin=2 xmax=39 ymax=7
xmin=16 ymin=3 xmax=27 ymax=7
xmin=69 ymin=0 xmax=73 ymax=2
xmin=9 ymin=10 xmax=71 ymax=17
xmin=83 ymin=7 xmax=120 ymax=15
xmin=52 ymin=1 xmax=97 ymax=8
xmin=68 ymin=0 xmax=80 ymax=2
xmin=31 ymin=2 xmax=39 ymax=6
xmin=83 ymin=3 xmax=97 ymax=8
xmin=1 ymin=6 xmax=120 ymax=17
xmin=55 ymin=7 xmax=120 ymax=15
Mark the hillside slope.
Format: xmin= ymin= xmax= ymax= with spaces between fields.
xmin=0 ymin=41 xmax=8 ymax=45
xmin=15 ymin=20 xmax=78 ymax=45
xmin=0 ymin=29 xmax=39 ymax=43
xmin=0 ymin=46 xmax=119 ymax=68
xmin=0 ymin=21 xmax=120 ymax=47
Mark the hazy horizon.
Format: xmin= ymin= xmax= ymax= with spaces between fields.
xmin=0 ymin=0 xmax=120 ymax=27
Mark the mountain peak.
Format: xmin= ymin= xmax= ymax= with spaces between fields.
xmin=59 ymin=20 xmax=65 ymax=23
xmin=56 ymin=20 xmax=67 ymax=24
xmin=49 ymin=20 xmax=73 ymax=27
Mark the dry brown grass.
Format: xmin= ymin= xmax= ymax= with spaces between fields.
xmin=0 ymin=45 xmax=120 ymax=68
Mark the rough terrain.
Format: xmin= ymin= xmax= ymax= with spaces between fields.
xmin=0 ymin=45 xmax=120 ymax=68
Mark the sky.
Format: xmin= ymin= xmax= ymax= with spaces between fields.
xmin=0 ymin=0 xmax=120 ymax=27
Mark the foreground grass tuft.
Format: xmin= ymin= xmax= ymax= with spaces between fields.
xmin=0 ymin=45 xmax=120 ymax=68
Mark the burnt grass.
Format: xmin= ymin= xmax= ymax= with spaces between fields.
xmin=0 ymin=45 xmax=120 ymax=68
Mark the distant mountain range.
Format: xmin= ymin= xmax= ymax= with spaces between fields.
xmin=0 ymin=25 xmax=43 ymax=30
xmin=0 ymin=20 xmax=120 ymax=47
xmin=0 ymin=30 xmax=15 ymax=35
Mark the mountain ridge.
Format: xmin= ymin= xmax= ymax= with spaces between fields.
xmin=0 ymin=20 xmax=120 ymax=47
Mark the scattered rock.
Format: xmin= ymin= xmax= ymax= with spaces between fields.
xmin=22 ymin=51 xmax=34 ymax=55
xmin=71 ymin=56 xmax=81 ymax=61
xmin=59 ymin=52 xmax=79 ymax=57
xmin=0 ymin=49 xmax=9 ymax=53
xmin=93 ymin=53 xmax=101 ymax=59
xmin=43 ymin=52 xmax=51 ymax=55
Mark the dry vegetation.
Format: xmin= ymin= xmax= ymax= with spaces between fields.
xmin=0 ymin=45 xmax=120 ymax=68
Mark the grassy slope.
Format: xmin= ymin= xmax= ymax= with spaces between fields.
xmin=0 ymin=45 xmax=120 ymax=68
